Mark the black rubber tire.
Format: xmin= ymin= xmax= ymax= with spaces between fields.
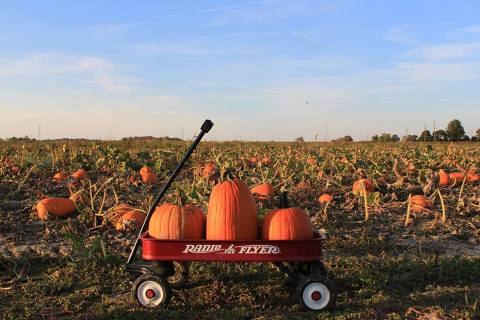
xmin=295 ymin=275 xmax=336 ymax=311
xmin=131 ymin=274 xmax=171 ymax=308
xmin=166 ymin=261 xmax=189 ymax=289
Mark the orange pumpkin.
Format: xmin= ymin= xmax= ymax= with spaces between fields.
xmin=53 ymin=172 xmax=68 ymax=182
xmin=206 ymin=179 xmax=258 ymax=240
xmin=140 ymin=166 xmax=153 ymax=176
xmin=36 ymin=198 xmax=76 ymax=220
xmin=352 ymin=179 xmax=375 ymax=195
xmin=72 ymin=169 xmax=88 ymax=180
xmin=467 ymin=172 xmax=480 ymax=183
xmin=260 ymin=157 xmax=272 ymax=165
xmin=449 ymin=172 xmax=465 ymax=184
xmin=318 ymin=193 xmax=333 ymax=204
xmin=141 ymin=171 xmax=157 ymax=184
xmin=410 ymin=195 xmax=432 ymax=213
xmin=107 ymin=204 xmax=137 ymax=226
xmin=306 ymin=158 xmax=316 ymax=165
xmin=250 ymin=156 xmax=259 ymax=164
xmin=262 ymin=193 xmax=313 ymax=240
xmin=202 ymin=162 xmax=215 ymax=177
xmin=251 ymin=183 xmax=275 ymax=200
xmin=116 ymin=210 xmax=146 ymax=231
xmin=149 ymin=203 xmax=205 ymax=239
xmin=438 ymin=170 xmax=450 ymax=187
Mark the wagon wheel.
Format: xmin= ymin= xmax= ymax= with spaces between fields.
xmin=166 ymin=261 xmax=189 ymax=289
xmin=291 ymin=261 xmax=328 ymax=277
xmin=132 ymin=274 xmax=171 ymax=308
xmin=296 ymin=275 xmax=336 ymax=311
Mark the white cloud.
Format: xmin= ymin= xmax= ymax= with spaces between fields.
xmin=460 ymin=25 xmax=480 ymax=34
xmin=394 ymin=61 xmax=478 ymax=82
xmin=0 ymin=53 xmax=135 ymax=92
xmin=384 ymin=26 xmax=420 ymax=45
xmin=405 ymin=43 xmax=480 ymax=61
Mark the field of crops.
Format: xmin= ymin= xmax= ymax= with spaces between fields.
xmin=1 ymin=139 xmax=479 ymax=319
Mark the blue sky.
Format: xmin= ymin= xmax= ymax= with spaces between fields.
xmin=1 ymin=0 xmax=480 ymax=140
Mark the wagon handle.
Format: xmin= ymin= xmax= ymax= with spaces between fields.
xmin=126 ymin=119 xmax=214 ymax=265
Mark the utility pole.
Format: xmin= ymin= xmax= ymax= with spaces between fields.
xmin=423 ymin=124 xmax=427 ymax=142
xmin=433 ymin=120 xmax=436 ymax=142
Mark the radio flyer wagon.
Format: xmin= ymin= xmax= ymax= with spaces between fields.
xmin=126 ymin=120 xmax=337 ymax=311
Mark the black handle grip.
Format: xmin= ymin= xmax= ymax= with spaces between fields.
xmin=201 ymin=119 xmax=214 ymax=133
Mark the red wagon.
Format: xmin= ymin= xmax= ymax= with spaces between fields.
xmin=126 ymin=120 xmax=336 ymax=311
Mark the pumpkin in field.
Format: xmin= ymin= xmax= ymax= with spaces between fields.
xmin=318 ymin=193 xmax=333 ymax=204
xmin=260 ymin=157 xmax=272 ymax=165
xmin=295 ymin=181 xmax=311 ymax=191
xmin=149 ymin=203 xmax=205 ymax=239
xmin=449 ymin=172 xmax=465 ymax=184
xmin=438 ymin=170 xmax=450 ymax=187
xmin=53 ymin=172 xmax=68 ymax=182
xmin=262 ymin=192 xmax=313 ymax=240
xmin=72 ymin=169 xmax=88 ymax=180
xmin=116 ymin=210 xmax=146 ymax=231
xmin=107 ymin=204 xmax=138 ymax=226
xmin=306 ymin=158 xmax=316 ymax=165
xmin=467 ymin=173 xmax=480 ymax=183
xmin=352 ymin=179 xmax=375 ymax=195
xmin=202 ymin=162 xmax=215 ymax=177
xmin=410 ymin=195 xmax=433 ymax=213
xmin=251 ymin=183 xmax=275 ymax=200
xmin=36 ymin=198 xmax=76 ymax=220
xmin=250 ymin=156 xmax=259 ymax=164
xmin=206 ymin=179 xmax=258 ymax=240
xmin=140 ymin=166 xmax=157 ymax=184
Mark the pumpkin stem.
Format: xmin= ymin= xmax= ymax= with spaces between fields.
xmin=174 ymin=190 xmax=184 ymax=207
xmin=279 ymin=191 xmax=290 ymax=208
xmin=221 ymin=168 xmax=235 ymax=182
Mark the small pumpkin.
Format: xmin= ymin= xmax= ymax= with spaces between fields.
xmin=251 ymin=183 xmax=275 ymax=200
xmin=250 ymin=156 xmax=259 ymax=164
xmin=36 ymin=198 xmax=76 ymax=220
xmin=149 ymin=203 xmax=205 ymax=239
xmin=260 ymin=157 xmax=272 ymax=165
xmin=202 ymin=162 xmax=215 ymax=177
xmin=72 ymin=169 xmax=88 ymax=180
xmin=449 ymin=172 xmax=465 ymax=184
xmin=352 ymin=179 xmax=375 ymax=196
xmin=410 ymin=195 xmax=433 ymax=213
xmin=438 ymin=170 xmax=450 ymax=187
xmin=306 ymin=158 xmax=316 ymax=165
xmin=467 ymin=172 xmax=480 ymax=183
xmin=116 ymin=210 xmax=146 ymax=231
xmin=262 ymin=192 xmax=313 ymax=240
xmin=206 ymin=179 xmax=258 ymax=240
xmin=107 ymin=204 xmax=137 ymax=226
xmin=53 ymin=172 xmax=68 ymax=182
xmin=318 ymin=193 xmax=333 ymax=204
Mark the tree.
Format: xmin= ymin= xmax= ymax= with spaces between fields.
xmin=402 ymin=135 xmax=417 ymax=142
xmin=371 ymin=135 xmax=379 ymax=142
xmin=392 ymin=134 xmax=400 ymax=142
xmin=333 ymin=135 xmax=353 ymax=142
xmin=476 ymin=129 xmax=480 ymax=140
xmin=294 ymin=136 xmax=304 ymax=142
xmin=461 ymin=135 xmax=470 ymax=141
xmin=419 ymin=130 xmax=433 ymax=142
xmin=433 ymin=129 xmax=447 ymax=141
xmin=446 ymin=119 xmax=465 ymax=141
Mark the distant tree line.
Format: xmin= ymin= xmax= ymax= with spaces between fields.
xmin=371 ymin=119 xmax=480 ymax=142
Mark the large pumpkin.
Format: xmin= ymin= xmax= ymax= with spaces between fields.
xmin=37 ymin=198 xmax=76 ymax=220
xmin=261 ymin=193 xmax=313 ymax=240
xmin=149 ymin=203 xmax=205 ymax=239
xmin=206 ymin=179 xmax=258 ymax=240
